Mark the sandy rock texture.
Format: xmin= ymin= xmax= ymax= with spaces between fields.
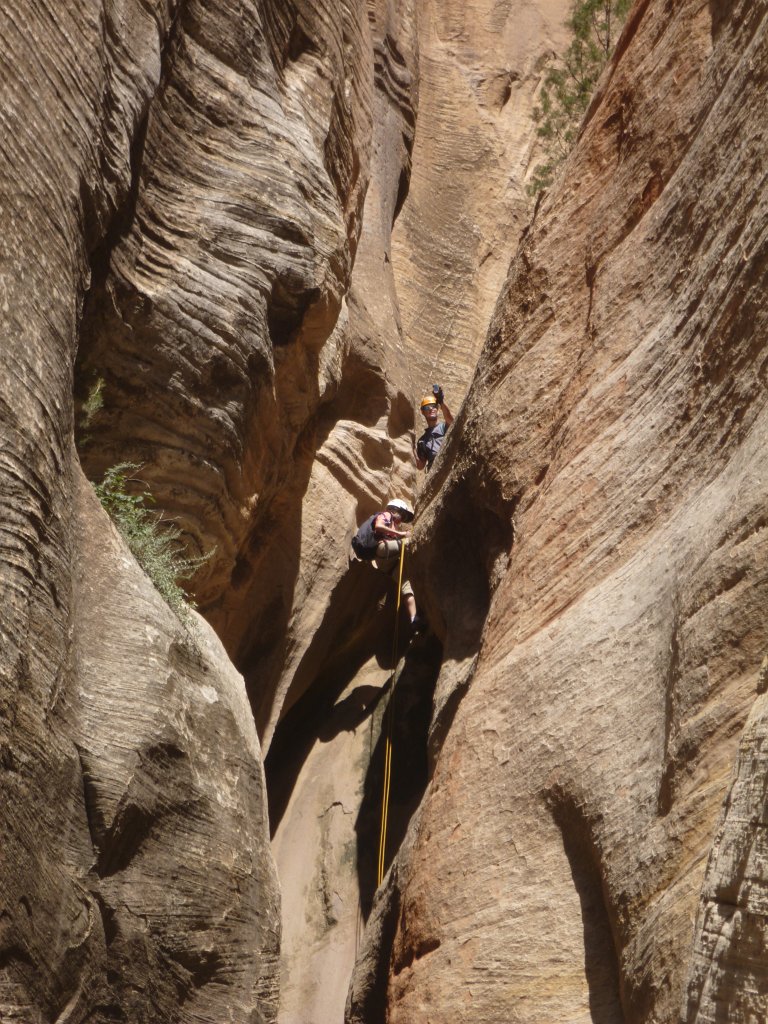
xmin=266 ymin=3 xmax=421 ymax=1019
xmin=391 ymin=0 xmax=570 ymax=411
xmin=349 ymin=1 xmax=768 ymax=1021
xmin=73 ymin=0 xmax=573 ymax=750
xmin=73 ymin=470 xmax=280 ymax=1022
xmin=684 ymin=674 xmax=768 ymax=1023
xmin=237 ymin=0 xmax=421 ymax=750
xmin=266 ymin=1 xmax=576 ymax=1020
xmin=71 ymin=0 xmax=393 ymax=748
xmin=1 ymin=1 xmax=278 ymax=1021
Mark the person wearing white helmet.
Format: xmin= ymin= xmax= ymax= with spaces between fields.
xmin=414 ymin=385 xmax=453 ymax=471
xmin=351 ymin=499 xmax=424 ymax=633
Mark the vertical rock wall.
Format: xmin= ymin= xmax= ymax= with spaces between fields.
xmin=684 ymin=677 xmax=768 ymax=1023
xmin=357 ymin=1 xmax=768 ymax=1022
xmin=6 ymin=0 xmax=768 ymax=1022
xmin=72 ymin=0 xmax=378 ymax=744
xmin=268 ymin=2 xmax=574 ymax=1021
xmin=1 ymin=1 xmax=298 ymax=1019
xmin=73 ymin=469 xmax=281 ymax=1022
xmin=391 ymin=0 xmax=570 ymax=408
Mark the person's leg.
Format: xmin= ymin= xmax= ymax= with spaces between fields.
xmin=375 ymin=539 xmax=401 ymax=561
xmin=400 ymin=579 xmax=418 ymax=623
xmin=375 ymin=542 xmax=425 ymax=632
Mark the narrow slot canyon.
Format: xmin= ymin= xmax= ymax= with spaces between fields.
xmin=3 ymin=2 xmax=768 ymax=1024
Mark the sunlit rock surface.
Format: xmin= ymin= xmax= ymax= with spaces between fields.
xmin=353 ymin=2 xmax=768 ymax=1022
xmin=5 ymin=0 xmax=768 ymax=1021
xmin=72 ymin=0 xmax=380 ymax=741
xmin=268 ymin=1 xmax=574 ymax=1020
xmin=73 ymin=470 xmax=280 ymax=1022
xmin=392 ymin=0 xmax=570 ymax=409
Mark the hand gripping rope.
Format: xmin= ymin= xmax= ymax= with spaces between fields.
xmin=376 ymin=539 xmax=406 ymax=887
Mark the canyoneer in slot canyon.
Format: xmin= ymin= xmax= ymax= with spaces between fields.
xmin=351 ymin=498 xmax=425 ymax=635
xmin=414 ymin=384 xmax=454 ymax=471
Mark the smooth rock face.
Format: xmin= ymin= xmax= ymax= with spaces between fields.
xmin=271 ymin=658 xmax=387 ymax=1024
xmin=0 ymin=2 xmax=279 ymax=1020
xmin=361 ymin=1 xmax=768 ymax=1022
xmin=391 ymin=0 xmax=570 ymax=410
xmin=73 ymin=470 xmax=281 ymax=1023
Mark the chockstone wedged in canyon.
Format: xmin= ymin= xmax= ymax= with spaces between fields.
xmin=2 ymin=1 xmax=768 ymax=1024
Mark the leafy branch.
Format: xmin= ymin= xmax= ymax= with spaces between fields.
xmin=94 ymin=463 xmax=211 ymax=625
xmin=528 ymin=0 xmax=632 ymax=196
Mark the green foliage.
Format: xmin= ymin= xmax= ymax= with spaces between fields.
xmin=93 ymin=463 xmax=211 ymax=625
xmin=78 ymin=376 xmax=105 ymax=447
xmin=528 ymin=0 xmax=632 ymax=195
xmin=81 ymin=377 xmax=105 ymax=428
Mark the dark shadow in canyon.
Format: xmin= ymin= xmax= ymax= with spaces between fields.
xmin=354 ymin=633 xmax=443 ymax=921
xmin=546 ymin=788 xmax=626 ymax=1024
xmin=415 ymin=449 xmax=516 ymax=656
xmin=265 ymin=568 xmax=420 ymax=836
xmin=265 ymin=601 xmax=441 ymax=931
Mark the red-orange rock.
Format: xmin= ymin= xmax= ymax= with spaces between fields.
xmin=360 ymin=2 xmax=768 ymax=1021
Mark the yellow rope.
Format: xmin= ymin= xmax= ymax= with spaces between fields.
xmin=377 ymin=540 xmax=406 ymax=887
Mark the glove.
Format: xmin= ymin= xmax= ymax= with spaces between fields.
xmin=434 ymin=386 xmax=444 ymax=406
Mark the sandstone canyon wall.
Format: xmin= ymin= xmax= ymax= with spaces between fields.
xmin=2 ymin=0 xmax=768 ymax=1023
xmin=392 ymin=0 xmax=569 ymax=411
xmin=351 ymin=1 xmax=768 ymax=1022
xmin=268 ymin=3 xmax=574 ymax=1022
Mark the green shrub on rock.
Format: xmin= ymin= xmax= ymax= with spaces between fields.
xmin=528 ymin=0 xmax=631 ymax=195
xmin=93 ymin=463 xmax=210 ymax=624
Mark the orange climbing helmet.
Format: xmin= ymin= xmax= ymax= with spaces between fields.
xmin=420 ymin=395 xmax=438 ymax=410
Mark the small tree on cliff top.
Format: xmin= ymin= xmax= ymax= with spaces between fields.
xmin=528 ymin=0 xmax=632 ymax=196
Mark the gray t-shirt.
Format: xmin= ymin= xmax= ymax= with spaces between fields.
xmin=417 ymin=421 xmax=448 ymax=468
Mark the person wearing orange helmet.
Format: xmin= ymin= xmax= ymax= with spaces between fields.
xmin=414 ymin=385 xmax=454 ymax=471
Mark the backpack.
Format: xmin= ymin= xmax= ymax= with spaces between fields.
xmin=351 ymin=514 xmax=378 ymax=560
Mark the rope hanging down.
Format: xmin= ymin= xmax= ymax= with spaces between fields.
xmin=377 ymin=540 xmax=406 ymax=887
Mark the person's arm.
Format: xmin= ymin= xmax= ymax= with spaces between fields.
xmin=413 ymin=437 xmax=427 ymax=470
xmin=440 ymin=401 xmax=454 ymax=427
xmin=373 ymin=512 xmax=409 ymax=539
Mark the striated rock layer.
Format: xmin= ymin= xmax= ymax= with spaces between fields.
xmin=349 ymin=1 xmax=768 ymax=1022
xmin=72 ymin=471 xmax=280 ymax=1022
xmin=7 ymin=0 xmax=768 ymax=1021
xmin=268 ymin=1 xmax=574 ymax=1021
xmin=685 ymin=673 xmax=768 ymax=1023
xmin=73 ymin=0 xmax=379 ymax=744
xmin=1 ymin=1 xmax=280 ymax=1020
xmin=391 ymin=0 xmax=570 ymax=411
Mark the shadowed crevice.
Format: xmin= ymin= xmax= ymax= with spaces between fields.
xmin=546 ymin=788 xmax=626 ymax=1024
xmin=345 ymin=869 xmax=402 ymax=1024
xmin=264 ymin=568 xmax=392 ymax=837
xmin=417 ymin=466 xmax=516 ymax=661
xmin=355 ymin=635 xmax=442 ymax=921
xmin=657 ymin=610 xmax=682 ymax=817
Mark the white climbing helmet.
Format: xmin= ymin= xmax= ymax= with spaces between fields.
xmin=386 ymin=498 xmax=414 ymax=523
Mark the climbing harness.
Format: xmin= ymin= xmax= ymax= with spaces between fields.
xmin=376 ymin=540 xmax=406 ymax=887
